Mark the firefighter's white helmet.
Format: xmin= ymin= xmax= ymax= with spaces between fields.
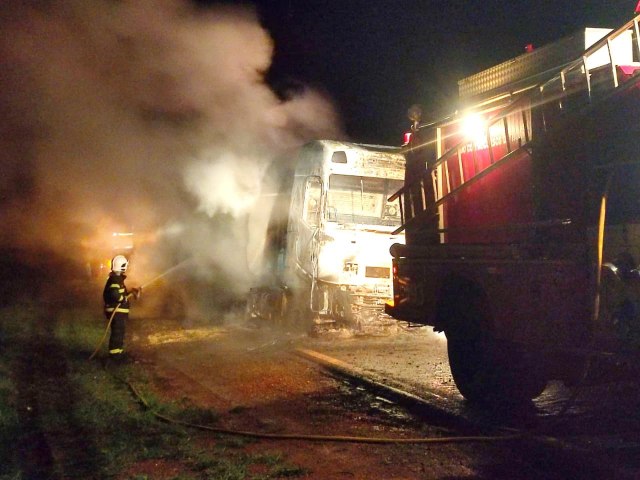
xmin=111 ymin=255 xmax=128 ymax=274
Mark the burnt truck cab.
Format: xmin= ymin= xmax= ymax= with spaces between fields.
xmin=386 ymin=18 xmax=640 ymax=403
xmin=248 ymin=140 xmax=406 ymax=333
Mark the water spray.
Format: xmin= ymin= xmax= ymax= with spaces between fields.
xmin=139 ymin=257 xmax=194 ymax=290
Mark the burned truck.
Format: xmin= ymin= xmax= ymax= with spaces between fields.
xmin=248 ymin=140 xmax=405 ymax=333
xmin=386 ymin=16 xmax=640 ymax=402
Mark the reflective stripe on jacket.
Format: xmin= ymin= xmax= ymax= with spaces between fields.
xmin=103 ymin=272 xmax=130 ymax=314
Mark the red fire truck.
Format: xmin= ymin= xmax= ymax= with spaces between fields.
xmin=386 ymin=15 xmax=640 ymax=403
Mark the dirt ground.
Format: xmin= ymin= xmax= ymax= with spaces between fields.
xmin=130 ymin=318 xmax=443 ymax=479
xmin=125 ymin=315 xmax=580 ymax=480
xmin=2 ymin=254 xmax=623 ymax=479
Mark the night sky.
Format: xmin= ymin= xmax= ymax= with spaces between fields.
xmin=200 ymin=0 xmax=636 ymax=144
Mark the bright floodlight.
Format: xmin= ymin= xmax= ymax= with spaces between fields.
xmin=461 ymin=113 xmax=487 ymax=145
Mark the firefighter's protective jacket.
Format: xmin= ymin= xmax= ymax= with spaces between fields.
xmin=103 ymin=272 xmax=130 ymax=314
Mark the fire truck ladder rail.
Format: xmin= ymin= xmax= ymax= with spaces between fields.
xmin=391 ymin=14 xmax=640 ymax=235
xmin=391 ymin=142 xmax=532 ymax=236
xmin=391 ymin=87 xmax=536 ymax=236
xmin=542 ymin=15 xmax=640 ymax=99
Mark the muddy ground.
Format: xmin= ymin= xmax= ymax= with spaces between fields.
xmin=125 ymin=313 xmax=609 ymax=480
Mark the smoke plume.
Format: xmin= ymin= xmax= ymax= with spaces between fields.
xmin=0 ymin=0 xmax=343 ymax=313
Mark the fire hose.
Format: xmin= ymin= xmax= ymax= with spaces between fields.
xmin=116 ymin=370 xmax=524 ymax=445
xmin=91 ymin=328 xmax=585 ymax=446
xmin=91 ymin=309 xmax=529 ymax=446
xmin=94 ymin=334 xmax=590 ymax=447
xmin=95 ymin=348 xmax=593 ymax=448
xmin=89 ymin=290 xmax=139 ymax=361
xmin=108 ymin=364 xmax=589 ymax=448
xmin=90 ymin=286 xmax=518 ymax=444
xmin=93 ymin=313 xmax=582 ymax=445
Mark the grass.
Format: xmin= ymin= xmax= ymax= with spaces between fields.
xmin=0 ymin=301 xmax=306 ymax=479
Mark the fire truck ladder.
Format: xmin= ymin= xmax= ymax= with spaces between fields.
xmin=391 ymin=14 xmax=640 ymax=235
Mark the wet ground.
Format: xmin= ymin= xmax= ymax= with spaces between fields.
xmin=127 ymin=315 xmax=640 ymax=479
xmin=301 ymin=326 xmax=640 ymax=478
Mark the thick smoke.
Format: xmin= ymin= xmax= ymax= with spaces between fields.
xmin=0 ymin=0 xmax=343 ymax=313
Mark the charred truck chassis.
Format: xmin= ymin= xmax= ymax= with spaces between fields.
xmin=247 ymin=278 xmax=400 ymax=334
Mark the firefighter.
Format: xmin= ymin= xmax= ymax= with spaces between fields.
xmin=103 ymin=255 xmax=140 ymax=361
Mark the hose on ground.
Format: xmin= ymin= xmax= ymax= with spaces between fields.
xmin=115 ymin=369 xmax=524 ymax=445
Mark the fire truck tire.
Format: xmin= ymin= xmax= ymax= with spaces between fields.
xmin=446 ymin=332 xmax=547 ymax=404
xmin=443 ymin=287 xmax=547 ymax=404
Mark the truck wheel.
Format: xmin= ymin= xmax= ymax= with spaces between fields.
xmin=443 ymin=289 xmax=547 ymax=404
xmin=285 ymin=287 xmax=314 ymax=333
xmin=332 ymin=290 xmax=354 ymax=327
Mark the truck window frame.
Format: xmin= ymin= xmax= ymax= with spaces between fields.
xmin=303 ymin=176 xmax=323 ymax=228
